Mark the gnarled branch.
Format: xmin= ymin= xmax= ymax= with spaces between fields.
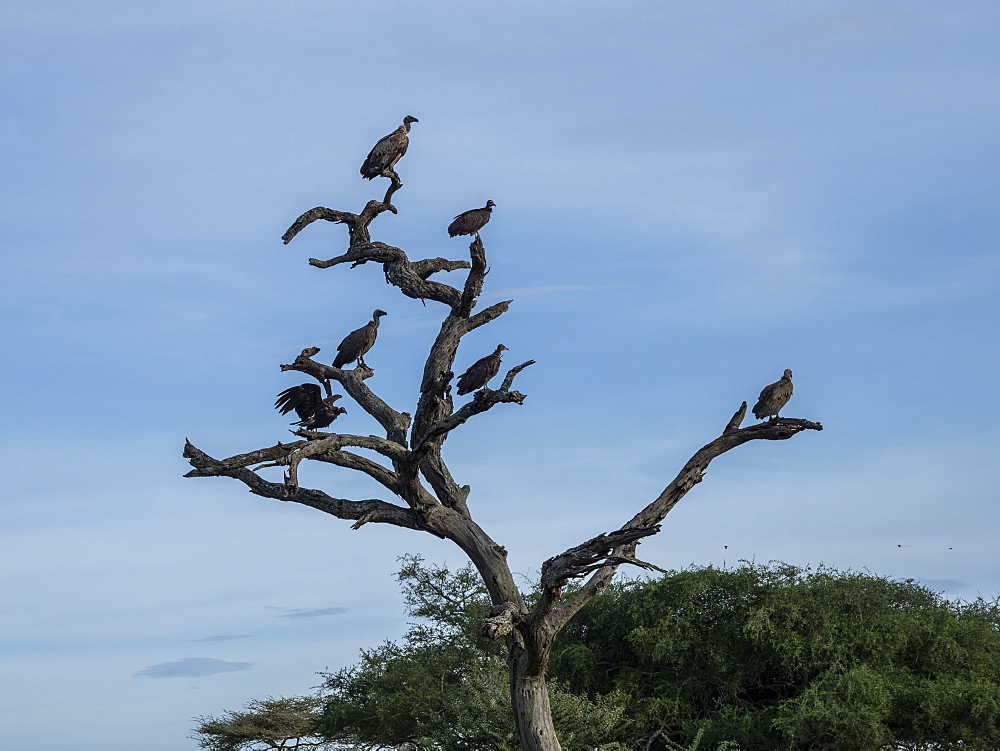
xmin=307 ymin=243 xmax=466 ymax=307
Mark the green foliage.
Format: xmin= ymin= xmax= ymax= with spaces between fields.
xmin=550 ymin=562 xmax=1000 ymax=750
xmin=317 ymin=555 xmax=625 ymax=750
xmin=195 ymin=559 xmax=1000 ymax=750
xmin=191 ymin=695 xmax=330 ymax=751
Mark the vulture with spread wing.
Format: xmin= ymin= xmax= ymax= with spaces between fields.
xmin=275 ymin=384 xmax=346 ymax=429
xmin=456 ymin=345 xmax=508 ymax=395
xmin=448 ymin=200 xmax=496 ymax=237
xmin=752 ymin=369 xmax=793 ymax=420
xmin=360 ymin=116 xmax=418 ymax=180
xmin=333 ymin=310 xmax=388 ymax=369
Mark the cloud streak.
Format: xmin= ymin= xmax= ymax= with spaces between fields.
xmin=134 ymin=658 xmax=253 ymax=679
xmin=188 ymin=634 xmax=252 ymax=643
xmin=271 ymin=607 xmax=349 ymax=620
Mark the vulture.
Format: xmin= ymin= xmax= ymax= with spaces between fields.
xmin=456 ymin=345 xmax=508 ymax=395
xmin=275 ymin=384 xmax=346 ymax=429
xmin=448 ymin=200 xmax=496 ymax=237
xmin=752 ymin=369 xmax=793 ymax=421
xmin=360 ymin=116 xmax=418 ymax=180
xmin=333 ymin=309 xmax=388 ymax=369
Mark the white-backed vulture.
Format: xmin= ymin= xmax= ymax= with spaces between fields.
xmin=333 ymin=310 xmax=388 ymax=369
xmin=752 ymin=369 xmax=793 ymax=420
xmin=360 ymin=116 xmax=418 ymax=179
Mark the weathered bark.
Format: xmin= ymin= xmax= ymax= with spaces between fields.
xmin=510 ymin=646 xmax=560 ymax=751
xmin=185 ymin=150 xmax=822 ymax=751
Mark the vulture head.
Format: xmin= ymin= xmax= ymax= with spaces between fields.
xmin=783 ymin=369 xmax=793 ymax=380
xmin=373 ymin=309 xmax=388 ymax=320
xmin=485 ymin=200 xmax=496 ymax=209
xmin=496 ymin=344 xmax=508 ymax=354
xmin=403 ymin=115 xmax=418 ymax=126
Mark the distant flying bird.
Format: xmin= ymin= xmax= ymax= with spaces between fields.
xmin=333 ymin=310 xmax=388 ymax=369
xmin=752 ymin=369 xmax=793 ymax=421
xmin=448 ymin=200 xmax=496 ymax=237
xmin=456 ymin=345 xmax=508 ymax=395
xmin=275 ymin=384 xmax=346 ymax=429
xmin=360 ymin=116 xmax=418 ymax=180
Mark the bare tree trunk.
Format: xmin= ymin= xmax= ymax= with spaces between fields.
xmin=509 ymin=634 xmax=559 ymax=751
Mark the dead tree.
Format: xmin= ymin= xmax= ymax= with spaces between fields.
xmin=183 ymin=129 xmax=822 ymax=751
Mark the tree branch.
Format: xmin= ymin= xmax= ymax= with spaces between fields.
xmin=457 ymin=235 xmax=489 ymax=317
xmin=182 ymin=441 xmax=424 ymax=532
xmin=282 ymin=200 xmax=401 ymax=249
xmin=544 ymin=408 xmax=823 ymax=631
xmin=307 ymin=243 xmax=466 ymax=307
xmin=413 ymin=361 xmax=535 ymax=450
xmin=242 ymin=434 xmax=401 ymax=495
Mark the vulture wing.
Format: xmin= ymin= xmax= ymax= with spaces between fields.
xmin=447 ymin=204 xmax=493 ymax=237
xmin=275 ymin=384 xmax=324 ymax=421
xmin=275 ymin=384 xmax=345 ymax=429
xmin=752 ymin=378 xmax=793 ymax=419
xmin=360 ymin=129 xmax=406 ymax=179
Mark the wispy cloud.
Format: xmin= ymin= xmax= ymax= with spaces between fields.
xmin=188 ymin=634 xmax=252 ymax=643
xmin=265 ymin=606 xmax=349 ymax=620
xmin=134 ymin=658 xmax=253 ymax=679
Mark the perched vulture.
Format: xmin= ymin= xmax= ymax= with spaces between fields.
xmin=456 ymin=344 xmax=508 ymax=395
xmin=275 ymin=384 xmax=346 ymax=429
xmin=360 ymin=116 xmax=418 ymax=180
xmin=448 ymin=200 xmax=496 ymax=237
xmin=752 ymin=369 xmax=793 ymax=421
xmin=333 ymin=309 xmax=388 ymax=369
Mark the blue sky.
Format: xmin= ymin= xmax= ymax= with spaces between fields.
xmin=2 ymin=2 xmax=999 ymax=749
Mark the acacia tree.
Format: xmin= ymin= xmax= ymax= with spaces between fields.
xmin=183 ymin=122 xmax=823 ymax=751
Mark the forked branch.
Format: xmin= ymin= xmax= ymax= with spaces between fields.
xmin=414 ymin=361 xmax=535 ymax=450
